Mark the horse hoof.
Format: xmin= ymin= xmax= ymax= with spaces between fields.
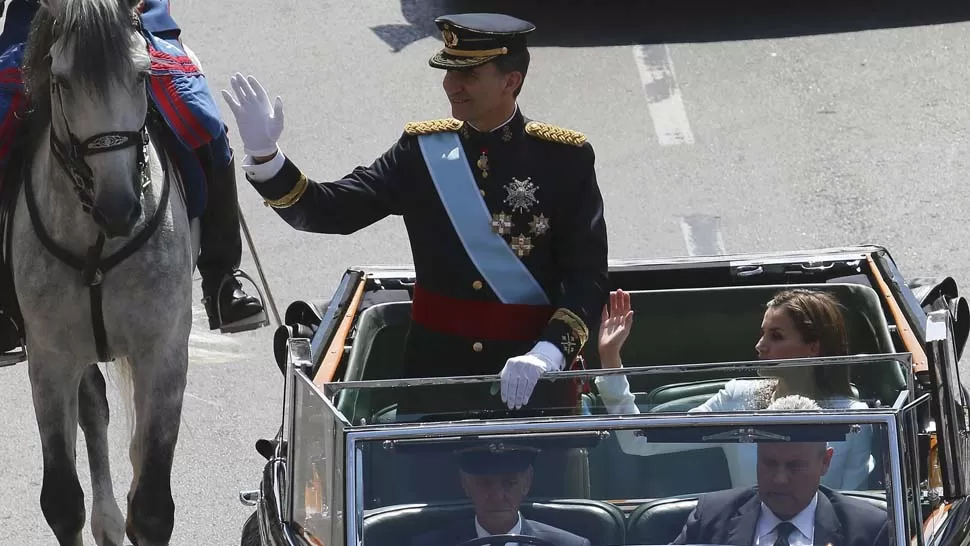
xmin=218 ymin=310 xmax=270 ymax=334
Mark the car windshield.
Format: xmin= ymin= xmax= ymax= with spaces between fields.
xmin=285 ymin=352 xmax=910 ymax=546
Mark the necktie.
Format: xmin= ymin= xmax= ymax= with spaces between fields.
xmin=773 ymin=521 xmax=798 ymax=546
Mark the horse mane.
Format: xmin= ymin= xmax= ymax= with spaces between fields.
xmin=21 ymin=0 xmax=144 ymax=147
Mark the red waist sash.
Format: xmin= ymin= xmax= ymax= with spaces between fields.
xmin=411 ymin=284 xmax=553 ymax=342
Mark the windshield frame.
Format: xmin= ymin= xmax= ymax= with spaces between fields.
xmin=311 ymin=368 xmax=908 ymax=546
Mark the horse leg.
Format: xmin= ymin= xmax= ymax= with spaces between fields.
xmin=78 ymin=364 xmax=126 ymax=546
xmin=28 ymin=355 xmax=86 ymax=546
xmin=125 ymin=346 xmax=188 ymax=546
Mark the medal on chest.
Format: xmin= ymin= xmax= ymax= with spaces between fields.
xmin=477 ymin=148 xmax=489 ymax=178
xmin=503 ymin=176 xmax=538 ymax=213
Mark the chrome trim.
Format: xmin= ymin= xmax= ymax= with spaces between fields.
xmin=343 ymin=410 xmax=895 ymax=439
xmin=341 ymin=411 xmax=900 ymax=546
xmin=346 ymin=433 xmax=360 ymax=546
xmin=886 ymin=416 xmax=907 ymax=546
xmin=322 ymin=352 xmax=914 ymax=394
xmin=926 ymin=309 xmax=970 ymax=498
xmin=239 ymin=489 xmax=259 ymax=507
xmin=282 ymin=338 xmax=313 ymax=523
xmin=351 ymin=245 xmax=882 ymax=277
xmin=891 ymin=390 xmax=910 ymax=409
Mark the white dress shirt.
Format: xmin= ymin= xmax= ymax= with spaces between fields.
xmin=475 ymin=512 xmax=523 ymax=546
xmin=754 ymin=492 xmax=818 ymax=546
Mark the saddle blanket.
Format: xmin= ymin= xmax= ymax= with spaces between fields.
xmin=0 ymin=2 xmax=222 ymax=219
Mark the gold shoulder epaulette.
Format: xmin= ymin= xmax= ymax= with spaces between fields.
xmin=524 ymin=121 xmax=587 ymax=147
xmin=404 ymin=117 xmax=464 ymax=135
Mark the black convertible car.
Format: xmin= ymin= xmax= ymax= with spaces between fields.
xmin=238 ymin=245 xmax=970 ymax=546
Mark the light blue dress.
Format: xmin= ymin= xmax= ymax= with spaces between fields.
xmin=594 ymin=375 xmax=875 ymax=490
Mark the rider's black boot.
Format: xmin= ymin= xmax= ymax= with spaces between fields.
xmin=197 ymin=138 xmax=268 ymax=334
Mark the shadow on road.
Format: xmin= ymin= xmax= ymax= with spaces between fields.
xmin=371 ymin=0 xmax=970 ymax=52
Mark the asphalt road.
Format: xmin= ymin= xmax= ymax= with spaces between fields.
xmin=3 ymin=0 xmax=970 ymax=543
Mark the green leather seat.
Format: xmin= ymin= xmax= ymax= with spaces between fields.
xmin=335 ymin=301 xmax=413 ymax=424
xmin=338 ymin=283 xmax=903 ymax=423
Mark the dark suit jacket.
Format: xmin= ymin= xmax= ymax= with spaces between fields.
xmin=412 ymin=516 xmax=592 ymax=546
xmin=673 ymin=486 xmax=890 ymax=546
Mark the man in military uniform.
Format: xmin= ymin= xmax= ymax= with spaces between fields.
xmin=221 ymin=13 xmax=608 ymax=415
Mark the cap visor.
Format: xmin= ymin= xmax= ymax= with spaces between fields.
xmin=429 ymin=51 xmax=499 ymax=69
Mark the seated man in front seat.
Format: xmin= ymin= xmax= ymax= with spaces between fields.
xmin=412 ymin=444 xmax=591 ymax=546
xmin=672 ymin=436 xmax=889 ymax=546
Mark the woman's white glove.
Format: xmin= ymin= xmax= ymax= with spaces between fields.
xmin=221 ymin=73 xmax=285 ymax=157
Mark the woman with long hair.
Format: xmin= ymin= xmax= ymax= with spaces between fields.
xmin=595 ymin=288 xmax=873 ymax=490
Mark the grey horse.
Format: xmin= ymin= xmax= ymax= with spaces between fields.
xmin=9 ymin=0 xmax=202 ymax=543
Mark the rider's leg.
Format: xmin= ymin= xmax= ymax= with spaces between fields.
xmin=196 ymin=133 xmax=266 ymax=332
xmin=0 ymin=0 xmax=36 ymax=54
xmin=0 ymin=0 xmax=36 ymax=361
xmin=139 ymin=0 xmax=267 ymax=332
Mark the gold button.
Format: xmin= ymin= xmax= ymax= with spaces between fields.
xmin=480 ymin=189 xmax=486 ymax=196
xmin=472 ymin=280 xmax=483 ymax=290
xmin=472 ymin=342 xmax=483 ymax=352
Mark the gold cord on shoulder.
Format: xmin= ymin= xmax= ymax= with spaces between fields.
xmin=524 ymin=121 xmax=587 ymax=146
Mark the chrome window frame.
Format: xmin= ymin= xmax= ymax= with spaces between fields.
xmin=340 ymin=408 xmax=906 ymax=546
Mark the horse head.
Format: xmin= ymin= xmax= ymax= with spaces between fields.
xmin=29 ymin=0 xmax=152 ymax=238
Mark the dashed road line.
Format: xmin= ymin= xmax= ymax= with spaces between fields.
xmin=680 ymin=214 xmax=726 ymax=256
xmin=633 ymin=44 xmax=695 ymax=146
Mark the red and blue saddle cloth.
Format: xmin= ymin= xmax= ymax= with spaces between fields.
xmin=0 ymin=0 xmax=226 ymax=219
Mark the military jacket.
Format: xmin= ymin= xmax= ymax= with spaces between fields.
xmin=247 ymin=108 xmax=608 ymax=369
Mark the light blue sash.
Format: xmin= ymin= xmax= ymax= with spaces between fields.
xmin=417 ymin=132 xmax=550 ymax=305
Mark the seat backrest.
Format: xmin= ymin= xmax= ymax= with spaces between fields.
xmin=625 ymin=491 xmax=889 ymax=545
xmin=626 ymin=497 xmax=698 ymax=545
xmin=336 ymin=301 xmax=412 ymax=422
xmin=362 ymin=500 xmax=626 ymax=546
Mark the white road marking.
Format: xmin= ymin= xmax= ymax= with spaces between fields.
xmin=680 ymin=214 xmax=726 ymax=256
xmin=633 ymin=44 xmax=695 ymax=146
xmin=184 ymin=391 xmax=221 ymax=408
xmin=188 ymin=305 xmax=246 ymax=364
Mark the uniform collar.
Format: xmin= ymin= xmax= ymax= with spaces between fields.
xmin=461 ymin=105 xmax=524 ymax=144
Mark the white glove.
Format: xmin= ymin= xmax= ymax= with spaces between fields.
xmin=220 ymin=72 xmax=285 ymax=157
xmin=499 ymin=341 xmax=566 ymax=409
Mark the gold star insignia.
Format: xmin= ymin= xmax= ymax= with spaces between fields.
xmin=529 ymin=214 xmax=550 ymax=236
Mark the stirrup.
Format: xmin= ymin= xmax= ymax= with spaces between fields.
xmin=0 ymin=315 xmax=26 ymax=367
xmin=0 ymin=346 xmax=25 ymax=367
xmin=211 ymin=269 xmax=269 ymax=334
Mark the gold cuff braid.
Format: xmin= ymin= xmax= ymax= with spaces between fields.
xmin=263 ymin=174 xmax=308 ymax=209
xmin=550 ymin=308 xmax=589 ymax=350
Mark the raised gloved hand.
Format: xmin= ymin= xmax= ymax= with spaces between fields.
xmin=499 ymin=341 xmax=565 ymax=409
xmin=221 ymin=73 xmax=285 ymax=157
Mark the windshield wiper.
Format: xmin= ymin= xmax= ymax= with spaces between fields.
xmin=701 ymin=428 xmax=790 ymax=442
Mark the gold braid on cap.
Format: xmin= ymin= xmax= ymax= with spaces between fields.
xmin=525 ymin=121 xmax=587 ymax=147
xmin=404 ymin=118 xmax=464 ymax=135
xmin=263 ymin=174 xmax=309 ymax=209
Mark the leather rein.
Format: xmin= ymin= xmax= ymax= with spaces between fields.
xmin=21 ymin=17 xmax=173 ymax=362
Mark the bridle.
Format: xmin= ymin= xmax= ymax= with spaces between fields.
xmin=20 ymin=11 xmax=174 ymax=363
xmin=46 ymin=14 xmax=151 ymax=233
